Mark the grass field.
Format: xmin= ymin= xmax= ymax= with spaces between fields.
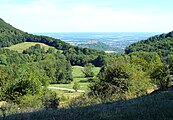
xmin=49 ymin=66 xmax=101 ymax=107
xmin=5 ymin=42 xmax=55 ymax=53
xmin=2 ymin=90 xmax=173 ymax=120
xmin=50 ymin=66 xmax=101 ymax=91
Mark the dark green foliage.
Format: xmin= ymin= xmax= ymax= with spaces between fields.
xmin=0 ymin=63 xmax=60 ymax=109
xmin=0 ymin=19 xmax=78 ymax=107
xmin=165 ymin=54 xmax=173 ymax=74
xmin=0 ymin=18 xmax=105 ymax=66
xmin=0 ymin=19 xmax=27 ymax=47
xmin=1 ymin=64 xmax=43 ymax=102
xmin=63 ymin=47 xmax=105 ymax=66
xmin=151 ymin=64 xmax=171 ymax=90
xmin=0 ymin=45 xmax=72 ymax=105
xmin=4 ymin=44 xmax=73 ymax=84
xmin=125 ymin=31 xmax=173 ymax=57
xmin=0 ymin=49 xmax=30 ymax=65
xmin=128 ymin=52 xmax=162 ymax=72
xmin=82 ymin=63 xmax=95 ymax=77
xmin=92 ymin=55 xmax=107 ymax=67
xmin=42 ymin=90 xmax=59 ymax=109
xmin=90 ymin=58 xmax=150 ymax=101
xmin=23 ymin=44 xmax=46 ymax=55
xmin=0 ymin=66 xmax=9 ymax=87
xmin=90 ymin=62 xmax=130 ymax=100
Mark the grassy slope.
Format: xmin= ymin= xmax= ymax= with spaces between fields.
xmin=3 ymin=91 xmax=173 ymax=120
xmin=5 ymin=42 xmax=54 ymax=53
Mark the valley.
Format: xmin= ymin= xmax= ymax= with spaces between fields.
xmin=35 ymin=32 xmax=158 ymax=53
xmin=0 ymin=18 xmax=173 ymax=120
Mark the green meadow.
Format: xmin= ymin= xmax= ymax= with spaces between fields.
xmin=5 ymin=42 xmax=54 ymax=53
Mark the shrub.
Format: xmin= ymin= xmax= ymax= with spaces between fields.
xmin=42 ymin=90 xmax=59 ymax=110
xmin=73 ymin=81 xmax=80 ymax=92
xmin=151 ymin=64 xmax=171 ymax=90
xmin=89 ymin=60 xmax=150 ymax=101
xmin=82 ymin=63 xmax=95 ymax=77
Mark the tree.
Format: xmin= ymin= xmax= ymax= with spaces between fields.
xmin=73 ymin=81 xmax=80 ymax=92
xmin=0 ymin=54 xmax=7 ymax=65
xmin=89 ymin=60 xmax=150 ymax=100
xmin=151 ymin=64 xmax=171 ymax=90
xmin=42 ymin=90 xmax=59 ymax=109
xmin=82 ymin=63 xmax=95 ymax=77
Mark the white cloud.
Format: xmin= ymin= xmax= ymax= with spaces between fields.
xmin=0 ymin=0 xmax=173 ymax=32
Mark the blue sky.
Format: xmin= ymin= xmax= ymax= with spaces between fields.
xmin=1 ymin=0 xmax=173 ymax=32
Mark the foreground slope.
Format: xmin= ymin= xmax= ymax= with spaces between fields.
xmin=2 ymin=90 xmax=173 ymax=120
xmin=125 ymin=31 xmax=173 ymax=57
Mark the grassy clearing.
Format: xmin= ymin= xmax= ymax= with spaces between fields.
xmin=49 ymin=66 xmax=100 ymax=107
xmin=2 ymin=91 xmax=173 ymax=120
xmin=5 ymin=42 xmax=54 ymax=53
xmin=50 ymin=66 xmax=101 ymax=91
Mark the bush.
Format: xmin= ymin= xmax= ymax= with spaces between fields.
xmin=69 ymin=93 xmax=101 ymax=108
xmin=151 ymin=64 xmax=171 ymax=90
xmin=18 ymin=94 xmax=43 ymax=109
xmin=73 ymin=81 xmax=80 ymax=92
xmin=42 ymin=90 xmax=59 ymax=110
xmin=82 ymin=63 xmax=95 ymax=77
xmin=89 ymin=60 xmax=150 ymax=101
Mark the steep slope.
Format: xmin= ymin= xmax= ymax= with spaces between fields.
xmin=0 ymin=18 xmax=27 ymax=47
xmin=125 ymin=31 xmax=173 ymax=57
xmin=0 ymin=18 xmax=103 ymax=54
xmin=0 ymin=18 xmax=105 ymax=66
xmin=2 ymin=90 xmax=173 ymax=120
xmin=0 ymin=18 xmax=70 ymax=48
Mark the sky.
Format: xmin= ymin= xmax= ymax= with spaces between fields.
xmin=0 ymin=0 xmax=173 ymax=32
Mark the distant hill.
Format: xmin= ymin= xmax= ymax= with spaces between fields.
xmin=78 ymin=40 xmax=115 ymax=51
xmin=125 ymin=31 xmax=173 ymax=57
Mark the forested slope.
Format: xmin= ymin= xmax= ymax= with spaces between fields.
xmin=0 ymin=18 xmax=105 ymax=66
xmin=125 ymin=31 xmax=173 ymax=57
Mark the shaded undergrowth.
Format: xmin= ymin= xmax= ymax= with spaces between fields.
xmin=1 ymin=90 xmax=173 ymax=120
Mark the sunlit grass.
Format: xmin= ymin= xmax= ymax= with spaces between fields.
xmin=50 ymin=66 xmax=101 ymax=91
xmin=5 ymin=42 xmax=55 ymax=53
xmin=49 ymin=65 xmax=101 ymax=107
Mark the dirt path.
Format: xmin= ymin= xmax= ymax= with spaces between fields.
xmin=48 ymin=86 xmax=86 ymax=93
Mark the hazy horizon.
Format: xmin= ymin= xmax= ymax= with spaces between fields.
xmin=1 ymin=0 xmax=173 ymax=33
